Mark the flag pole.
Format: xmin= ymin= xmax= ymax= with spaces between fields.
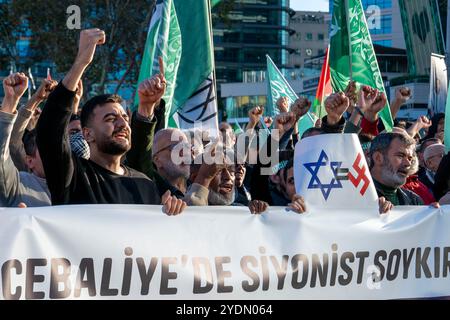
xmin=207 ymin=0 xmax=219 ymax=131
xmin=345 ymin=0 xmax=353 ymax=81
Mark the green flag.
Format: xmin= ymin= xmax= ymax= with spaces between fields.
xmin=266 ymin=55 xmax=317 ymax=137
xmin=444 ymin=82 xmax=450 ymax=152
xmin=170 ymin=0 xmax=218 ymax=132
xmin=137 ymin=0 xmax=218 ymax=133
xmin=135 ymin=0 xmax=181 ymax=128
xmin=329 ymin=0 xmax=393 ymax=131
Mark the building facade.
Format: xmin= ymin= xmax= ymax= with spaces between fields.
xmin=289 ymin=11 xmax=330 ymax=69
xmin=221 ymin=43 xmax=409 ymax=123
xmin=212 ymin=0 xmax=295 ymax=86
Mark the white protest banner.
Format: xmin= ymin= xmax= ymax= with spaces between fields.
xmin=1 ymin=204 xmax=450 ymax=300
xmin=294 ymin=133 xmax=378 ymax=209
xmin=429 ymin=53 xmax=448 ymax=116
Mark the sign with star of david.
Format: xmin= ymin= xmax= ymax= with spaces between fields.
xmin=294 ymin=134 xmax=378 ymax=209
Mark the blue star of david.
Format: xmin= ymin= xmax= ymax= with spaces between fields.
xmin=303 ymin=150 xmax=343 ymax=201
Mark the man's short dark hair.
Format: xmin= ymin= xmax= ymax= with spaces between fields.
xmin=282 ymin=159 xmax=294 ymax=183
xmin=80 ymin=94 xmax=123 ymax=128
xmin=368 ymin=133 xmax=416 ymax=169
xmin=23 ymin=129 xmax=37 ymax=156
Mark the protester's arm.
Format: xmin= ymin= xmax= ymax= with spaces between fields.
xmin=184 ymin=149 xmax=226 ymax=206
xmin=0 ymin=73 xmax=29 ymax=206
xmin=290 ymin=97 xmax=311 ymax=143
xmin=10 ymin=79 xmax=58 ymax=172
xmin=126 ymin=110 xmax=158 ymax=179
xmin=36 ymin=29 xmax=105 ymax=205
xmin=126 ymin=59 xmax=166 ymax=178
xmin=343 ymin=85 xmax=380 ymax=134
xmin=239 ymin=105 xmax=262 ymax=159
xmin=9 ymin=106 xmax=32 ymax=172
xmin=406 ymin=116 xmax=431 ymax=138
xmin=183 ymin=183 xmax=210 ymax=206
xmin=360 ymin=88 xmax=387 ymax=136
xmin=63 ymin=29 xmax=105 ymax=91
xmin=344 ymin=80 xmax=358 ymax=107
xmin=72 ymin=80 xmax=83 ymax=114
xmin=154 ymin=100 xmax=166 ymax=134
xmin=0 ymin=111 xmax=23 ymax=206
xmin=390 ymin=87 xmax=411 ymax=120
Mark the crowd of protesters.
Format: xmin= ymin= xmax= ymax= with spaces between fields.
xmin=1 ymin=29 xmax=449 ymax=215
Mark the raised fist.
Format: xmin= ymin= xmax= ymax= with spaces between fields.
xmin=357 ymin=85 xmax=378 ymax=112
xmin=276 ymin=96 xmax=289 ymax=113
xmin=275 ymin=112 xmax=296 ymax=135
xmin=138 ymin=56 xmax=166 ymax=117
xmin=248 ymin=105 xmax=264 ymax=125
xmin=344 ymin=80 xmax=358 ymax=106
xmin=264 ymin=116 xmax=273 ymax=128
xmin=369 ymin=92 xmax=387 ymax=113
xmin=34 ymin=79 xmax=58 ymax=101
xmin=76 ymin=29 xmax=106 ymax=66
xmin=3 ymin=72 xmax=29 ymax=101
xmin=395 ymin=87 xmax=411 ymax=103
xmin=325 ymin=92 xmax=349 ymax=123
xmin=364 ymin=91 xmax=387 ymax=122
xmin=416 ymin=115 xmax=432 ymax=130
xmin=290 ymin=97 xmax=311 ymax=120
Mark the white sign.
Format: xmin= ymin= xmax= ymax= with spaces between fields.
xmin=294 ymin=134 xmax=378 ymax=209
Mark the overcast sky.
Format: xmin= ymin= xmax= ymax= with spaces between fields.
xmin=289 ymin=0 xmax=329 ymax=12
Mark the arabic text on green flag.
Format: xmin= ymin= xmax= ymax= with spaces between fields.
xmin=329 ymin=0 xmax=393 ymax=131
xmin=266 ymin=55 xmax=316 ymax=137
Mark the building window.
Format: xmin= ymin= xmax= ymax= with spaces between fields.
xmin=306 ymin=33 xmax=313 ymax=41
xmin=318 ymin=33 xmax=324 ymax=41
xmin=373 ymin=39 xmax=392 ymax=47
xmin=369 ymin=15 xmax=392 ymax=35
xmin=318 ymin=49 xmax=325 ymax=56
xmin=361 ymin=0 xmax=392 ymax=10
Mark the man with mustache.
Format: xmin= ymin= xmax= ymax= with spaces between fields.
xmin=369 ymin=133 xmax=424 ymax=205
xmin=36 ymin=29 xmax=185 ymax=215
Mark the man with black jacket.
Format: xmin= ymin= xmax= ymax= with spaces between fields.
xmin=36 ymin=29 xmax=185 ymax=215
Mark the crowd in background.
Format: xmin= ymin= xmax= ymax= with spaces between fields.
xmin=1 ymin=29 xmax=449 ymax=215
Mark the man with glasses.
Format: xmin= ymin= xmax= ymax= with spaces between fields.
xmin=151 ymin=128 xmax=192 ymax=198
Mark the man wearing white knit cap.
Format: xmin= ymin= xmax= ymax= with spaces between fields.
xmin=423 ymin=143 xmax=445 ymax=185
